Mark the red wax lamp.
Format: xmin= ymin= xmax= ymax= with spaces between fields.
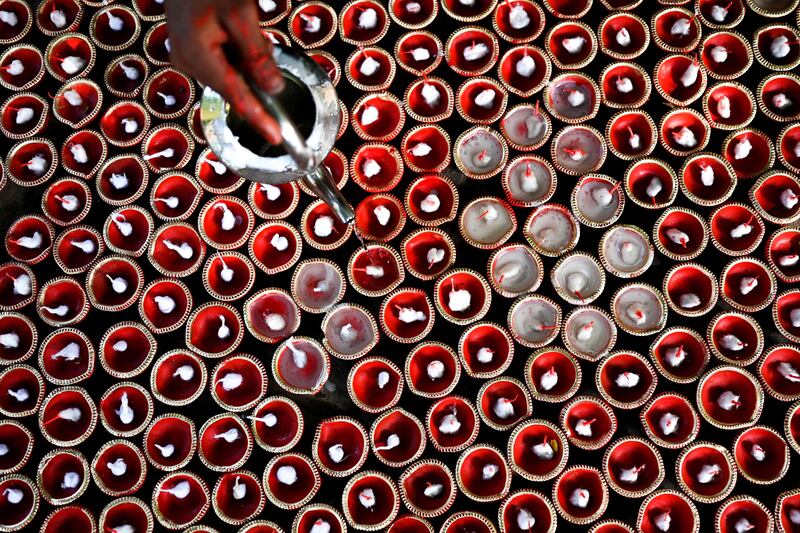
xmin=250 ymin=396 xmax=303 ymax=453
xmin=508 ymin=419 xmax=569 ymax=482
xmin=600 ymin=62 xmax=651 ymax=108
xmin=348 ymin=357 xmax=404 ymax=413
xmin=679 ymin=153 xmax=736 ymax=206
xmin=560 ymin=396 xmax=618 ymax=450
xmin=139 ymin=278 xmax=192 ymax=334
xmin=371 ymin=408 xmax=426 ymax=467
xmin=426 ymin=396 xmax=480 ymax=453
xmin=91 ymin=440 xmax=147 ymax=496
xmin=150 ymin=350 xmax=207 ymax=407
xmin=641 ymin=393 xmax=701 ymax=449
xmin=398 ymin=460 xmax=456 ymax=518
xmin=312 ymin=416 xmax=369 ymax=477
xmin=404 ymin=342 xmax=461 ymax=398
xmin=597 ymin=351 xmax=658 ymax=409
xmin=455 ymin=445 xmax=511 ymax=502
xmin=602 ymin=437 xmax=664 ymax=498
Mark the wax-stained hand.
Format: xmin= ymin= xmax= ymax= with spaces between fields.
xmin=165 ymin=0 xmax=285 ymax=145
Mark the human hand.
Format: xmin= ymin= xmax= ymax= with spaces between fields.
xmin=165 ymin=0 xmax=285 ymax=145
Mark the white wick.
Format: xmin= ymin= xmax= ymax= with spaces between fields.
xmin=153 ymin=295 xmax=176 ymax=314
xmin=314 ymin=215 xmax=335 ymax=238
xmin=373 ymin=204 xmax=391 ymax=226
xmin=659 ymin=412 xmax=679 ymax=435
xmin=540 ymin=367 xmax=558 ymax=391
xmin=216 ymin=372 xmax=243 ymax=391
xmin=476 ymin=347 xmax=494 ymax=363
xmin=360 ymin=105 xmax=379 ymax=126
xmin=427 ymin=360 xmax=445 ymax=380
xmin=717 ymin=390 xmax=741 ymax=410
xmin=664 ymin=345 xmax=686 ymax=367
xmin=270 ymin=233 xmax=289 ymax=251
xmin=172 ymin=365 xmax=194 ymax=381
xmin=562 ymin=36 xmax=586 ymax=54
xmin=115 ymin=392 xmax=135 ymax=424
xmin=615 ymin=371 xmax=640 ymax=388
xmin=574 ymin=418 xmax=595 ymax=437
xmin=463 ymin=42 xmax=489 ymax=62
xmin=679 ymin=293 xmax=701 ymax=309
xmin=276 ymin=465 xmax=297 ymax=485
xmin=569 ymin=488 xmax=590 ymax=508
xmin=616 ymin=27 xmax=631 ymax=47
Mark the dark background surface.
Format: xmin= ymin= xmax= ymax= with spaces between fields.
xmin=1 ymin=0 xmax=798 ymax=531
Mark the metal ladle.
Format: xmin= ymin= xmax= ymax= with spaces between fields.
xmin=200 ymin=44 xmax=355 ymax=224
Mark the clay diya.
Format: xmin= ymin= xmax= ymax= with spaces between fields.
xmin=42 ymin=178 xmax=91 ymax=227
xmin=287 ymin=2 xmax=338 ymax=48
xmin=398 ymin=460 xmax=456 ymax=518
xmin=380 ymin=288 xmax=434 ymax=343
xmin=100 ymin=99 xmax=151 ymax=148
xmin=768 ymin=227 xmax=800 ymax=283
xmin=312 ymin=416 xmax=368 ymax=477
xmin=90 ymin=439 xmax=147 ymax=496
xmin=455 ymin=445 xmax=511 ymax=502
xmin=596 ymin=351 xmax=658 ymax=409
xmin=434 ymin=269 xmax=491 ymax=325
xmin=493 ymin=1 xmax=545 ymax=43
xmin=610 ymin=283 xmax=667 ymax=336
xmin=720 ymin=258 xmax=776 ymax=312
xmin=759 ymin=345 xmax=800 ymax=401
xmin=679 ymin=153 xmax=737 ymax=206
xmin=388 ymin=0 xmax=438 ymax=29
xmin=722 ymin=129 xmax=774 ymax=178
xmin=663 ymin=263 xmax=718 ymax=317
xmin=104 ymin=54 xmax=149 ymax=98
xmin=602 ymin=437 xmax=664 ymax=498
xmin=708 ymin=311 xmax=763 ymax=366
xmin=0 ymin=312 xmax=36 ymax=365
xmin=454 ymin=126 xmax=508 ymax=179
xmin=456 ymin=77 xmax=508 ymax=124
xmin=60 ymin=130 xmax=106 ymax=180
xmin=301 ymin=200 xmax=353 ymax=250
xmin=89 ymin=5 xmax=139 ymax=51
xmin=152 ymin=472 xmax=210 ymax=529
xmin=749 ymin=171 xmax=800 ymax=224
xmin=426 ymin=396 xmax=480 ymax=453
xmin=355 ymin=194 xmax=406 ymax=242
xmin=526 ymin=348 xmax=581 ymax=404
xmin=697 ymin=366 xmax=764 ymax=429
xmin=488 ymin=243 xmax=543 ymax=297
xmin=0 ymin=475 xmax=38 ymax=530
xmin=138 ymin=278 xmax=192 ymax=334
xmin=459 ymin=322 xmax=514 ymax=378
xmin=652 ymin=7 xmax=701 ymax=52
xmin=508 ymin=295 xmax=562 ymax=348
xmin=507 ymin=420 xmax=568 ymax=485
xmin=141 ymin=125 xmax=193 ymax=173
xmin=198 ymin=414 xmax=252 ymax=472
xmin=348 ymin=244 xmax=404 ymax=298
xmin=197 ymin=197 xmax=254 ymax=251
xmin=346 ymin=46 xmax=395 ymax=92
xmin=341 ymin=471 xmax=400 ymax=530
xmin=550 ymin=125 xmax=606 ymax=175
xmin=733 ymin=425 xmax=789 ymax=484
xmin=401 ymin=228 xmax=456 ymax=281
xmin=371 ymin=408 xmax=426 ymax=467
xmin=352 ymin=92 xmax=405 ymax=141
xmin=477 ymin=377 xmax=530 ymax=430
xmin=86 ymin=255 xmax=143 ymax=312
xmin=6 ymin=139 xmax=57 ymax=187
xmin=339 ymin=0 xmax=389 ymax=45
xmin=545 ymin=21 xmax=597 ymax=70
xmin=758 ymin=73 xmax=800 ymax=121
xmin=291 ymin=258 xmax=346 ymax=312
xmin=637 ymin=490 xmax=700 ymax=533
xmin=570 ymin=175 xmax=625 ymax=228
xmin=185 ymin=302 xmax=243 ymax=358
xmin=606 ymin=110 xmax=656 ymax=160
xmin=404 ymin=77 xmax=454 ymax=124
xmin=599 ymin=62 xmax=652 ymax=108
xmin=0 ymin=1 xmax=32 ymax=45
xmin=697 ymin=0 xmax=745 ymax=28
xmin=38 ymin=386 xmax=96 ymax=446
xmin=148 ymin=222 xmax=205 ymax=277
xmin=348 ymin=357 xmax=404 ymax=413
xmin=446 ymin=26 xmax=499 ymax=76
xmin=36 ymin=0 xmax=82 ymax=35
xmin=650 ymin=327 xmax=710 ymax=383
xmin=292 ymin=504 xmax=347 ymax=533
xmin=401 ymin=125 xmax=451 ymax=173
xmin=351 ymin=143 xmax=402 ymax=193
xmin=562 ymin=307 xmax=616 ymax=360
xmin=774 ymin=291 xmax=800 ymax=344
xmin=321 ymin=303 xmax=378 ymax=359
xmin=701 ymin=31 xmax=752 ymax=80
xmin=659 ymin=108 xmax=710 ymax=156
xmin=500 ymin=104 xmax=552 ymax=152
xmin=51 ymin=80 xmax=102 ymax=128
xmin=1 ymin=92 xmax=48 ymax=140
xmin=248 ymin=180 xmax=299 ymax=220
xmin=143 ymin=414 xmax=196 ymax=471
xmin=715 ymin=496 xmax=773 ymax=533
xmin=263 ymin=453 xmax=320 ymax=510
xmin=195 ymin=148 xmax=244 ymax=194
xmin=598 ymin=12 xmax=650 ymax=60
xmin=271 ymin=336 xmax=330 ymax=395
xmin=405 ymin=342 xmax=461 ymax=399
xmin=249 ymin=396 xmax=303 ymax=453
xmin=210 ymin=354 xmax=267 ymax=412
xmin=441 ymin=0 xmax=496 ymax=21
xmin=395 ymin=31 xmax=443 ymax=75
xmin=676 ymin=442 xmax=737 ymax=503
xmin=186 ymin=101 xmax=203 ymax=144
xmin=150 ymin=350 xmax=206 ymax=407
xmin=553 ymin=466 xmax=609 ymax=525
xmin=212 ymin=470 xmax=264 ymax=526
xmin=97 ymin=155 xmax=150 ymax=209
xmin=244 ymin=289 xmax=300 ymax=343
xmin=44 ymin=33 xmax=94 ymax=81
xmin=524 ymin=204 xmax=579 ymax=257
xmin=37 ymin=328 xmax=93 ymax=385
xmin=98 ymin=382 xmax=153 ymax=437
xmin=202 ymin=251 xmax=255 ymax=302
xmin=754 ymin=23 xmax=800 ymax=71
xmin=545 ymin=73 xmax=600 ymax=124
xmin=250 ymin=221 xmax=302 ymax=275
xmin=703 ymin=82 xmax=757 ymax=130
xmin=36 ymin=277 xmax=88 ymax=327
xmin=640 ymin=393 xmax=701 ymax=449
xmin=625 ymin=158 xmax=678 ymax=209
xmin=40 ymin=506 xmax=95 ymax=533
xmin=0 ymin=365 xmax=43 ymax=417
xmin=599 ymin=225 xmax=654 ymax=277
xmin=560 ymin=396 xmax=617 ymax=451
xmin=148 ymin=172 xmax=201 ymax=222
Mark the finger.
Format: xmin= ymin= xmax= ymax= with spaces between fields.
xmin=204 ymin=46 xmax=282 ymax=145
xmin=223 ymin=3 xmax=285 ymax=95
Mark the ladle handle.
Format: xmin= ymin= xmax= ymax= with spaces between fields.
xmin=255 ymin=90 xmax=315 ymax=172
xmin=302 ymin=166 xmax=355 ymax=225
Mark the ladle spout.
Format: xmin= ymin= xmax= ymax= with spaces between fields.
xmin=302 ymin=166 xmax=355 ymax=224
